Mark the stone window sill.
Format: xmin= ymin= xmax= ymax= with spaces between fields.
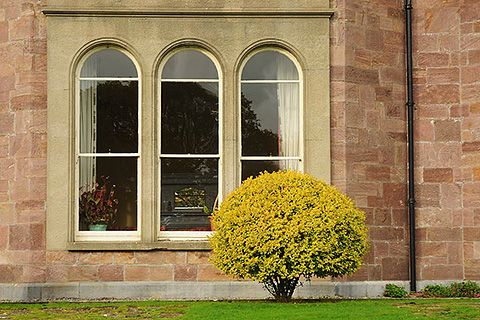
xmin=67 ymin=240 xmax=212 ymax=251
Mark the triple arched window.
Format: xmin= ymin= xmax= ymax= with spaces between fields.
xmin=76 ymin=45 xmax=301 ymax=240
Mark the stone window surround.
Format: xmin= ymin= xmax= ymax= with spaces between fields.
xmin=44 ymin=3 xmax=332 ymax=251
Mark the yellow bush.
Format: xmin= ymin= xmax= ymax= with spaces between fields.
xmin=208 ymin=170 xmax=368 ymax=301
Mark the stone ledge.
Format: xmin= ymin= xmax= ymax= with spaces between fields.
xmin=0 ymin=280 xmax=423 ymax=301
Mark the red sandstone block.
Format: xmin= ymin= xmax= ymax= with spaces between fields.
xmin=11 ymin=94 xmax=47 ymax=111
xmin=462 ymin=83 xmax=480 ymax=103
xmin=423 ymin=168 xmax=453 ymax=183
xmin=10 ymin=15 xmax=36 ymax=41
xmin=0 ymin=202 xmax=15 ymax=224
xmin=374 ymin=242 xmax=389 ymax=258
xmin=150 ymin=265 xmax=174 ymax=281
xmin=354 ymin=49 xmax=371 ymax=67
xmin=391 ymin=209 xmax=407 ymax=227
xmin=461 ymin=33 xmax=480 ymax=50
xmin=465 ymin=259 xmax=480 ymax=280
xmin=46 ymin=251 xmax=78 ymax=265
xmin=11 ymin=132 xmax=46 ymax=158
xmin=426 ymin=7 xmax=459 ymax=33
xmin=16 ymin=158 xmax=47 ymax=179
xmin=135 ymin=251 xmax=163 ymax=264
xmin=0 ymin=265 xmax=23 ymax=282
xmin=462 ymin=65 xmax=480 ymax=84
xmin=9 ymin=223 xmax=45 ymax=250
xmin=381 ymin=257 xmax=409 ymax=280
xmin=366 ymin=166 xmax=390 ymax=182
xmin=385 ymin=101 xmax=403 ymax=119
xmin=365 ymin=30 xmax=384 ymax=51
xmin=10 ymin=250 xmax=45 ymax=265
xmin=414 ymin=119 xmax=434 ymax=142
xmin=464 ymin=183 xmax=480 ymax=207
xmin=426 ymin=67 xmax=459 ymax=84
xmin=113 ymin=252 xmax=134 ymax=264
xmin=373 ymin=209 xmax=392 ymax=226
xmin=197 ymin=265 xmax=230 ymax=281
xmin=345 ymin=66 xmax=379 ymax=84
xmin=427 ymin=227 xmax=462 ymax=241
xmin=187 ymin=252 xmax=210 ymax=264
xmin=68 ymin=266 xmax=99 ymax=282
xmin=99 ymin=265 xmax=124 ymax=282
xmin=421 ymin=264 xmax=463 ymax=280
xmin=10 ymin=177 xmax=46 ymax=201
xmin=78 ymin=252 xmax=113 ymax=265
xmin=464 ymin=227 xmax=480 ymax=241
xmin=474 ymin=209 xmax=480 ymax=225
xmin=434 ymin=120 xmax=461 ymax=141
xmin=464 ymin=242 xmax=474 ymax=259
xmin=449 ymin=104 xmax=469 ymax=118
xmin=379 ymin=67 xmax=404 ymax=84
xmin=417 ymin=241 xmax=447 ymax=257
xmin=463 ymin=141 xmax=480 ymax=153
xmin=125 ymin=265 xmax=149 ymax=281
xmin=0 ymin=225 xmax=7 ymax=249
xmin=15 ymin=110 xmax=47 ymax=133
xmin=163 ymin=251 xmax=187 ymax=264
xmin=416 ymin=53 xmax=449 ymax=68
xmin=447 ymin=242 xmax=463 ymax=264
xmin=46 ymin=266 xmax=68 ymax=282
xmin=440 ymin=184 xmax=462 ymax=209
xmin=23 ymin=264 xmax=46 ymax=283
xmin=174 ymin=265 xmax=197 ymax=281
xmin=439 ymin=34 xmax=460 ymax=52
xmin=369 ymin=227 xmax=404 ymax=241
xmin=0 ymin=114 xmax=14 ymax=135
xmin=383 ymin=183 xmax=406 ymax=207
xmin=0 ymin=158 xmax=14 ymax=181
xmin=468 ymin=50 xmax=480 ymax=65
xmin=415 ymin=84 xmax=460 ymax=104
xmin=417 ymin=208 xmax=452 ymax=228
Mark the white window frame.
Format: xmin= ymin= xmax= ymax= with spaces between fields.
xmin=157 ymin=48 xmax=222 ymax=240
xmin=74 ymin=46 xmax=142 ymax=242
xmin=238 ymin=48 xmax=304 ymax=183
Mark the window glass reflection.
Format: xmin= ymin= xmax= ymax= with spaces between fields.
xmin=79 ymin=157 xmax=137 ymax=231
xmin=161 ymin=159 xmax=218 ymax=231
xmin=241 ymin=160 xmax=299 ymax=181
xmin=161 ymin=82 xmax=219 ymax=154
xmin=79 ymin=81 xmax=138 ymax=153
xmin=241 ymin=83 xmax=299 ymax=157
xmin=162 ymin=50 xmax=218 ymax=79
xmin=80 ymin=49 xmax=138 ymax=78
xmin=241 ymin=51 xmax=299 ymax=81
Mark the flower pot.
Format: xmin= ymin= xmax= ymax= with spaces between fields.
xmin=88 ymin=223 xmax=107 ymax=231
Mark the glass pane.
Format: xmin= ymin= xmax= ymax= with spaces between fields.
xmin=161 ymin=82 xmax=219 ymax=154
xmin=161 ymin=158 xmax=218 ymax=231
xmin=242 ymin=51 xmax=299 ymax=81
xmin=80 ymin=49 xmax=138 ymax=78
xmin=79 ymin=157 xmax=138 ymax=231
xmin=241 ymin=83 xmax=299 ymax=157
xmin=79 ymin=80 xmax=138 ymax=153
xmin=162 ymin=50 xmax=218 ymax=79
xmin=241 ymin=160 xmax=299 ymax=181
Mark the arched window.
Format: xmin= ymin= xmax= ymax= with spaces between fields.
xmin=240 ymin=49 xmax=302 ymax=181
xmin=77 ymin=48 xmax=140 ymax=238
xmin=160 ymin=49 xmax=220 ymax=234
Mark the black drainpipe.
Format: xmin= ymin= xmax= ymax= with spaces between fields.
xmin=405 ymin=0 xmax=416 ymax=292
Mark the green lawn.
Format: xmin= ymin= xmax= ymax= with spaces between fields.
xmin=0 ymin=299 xmax=479 ymax=319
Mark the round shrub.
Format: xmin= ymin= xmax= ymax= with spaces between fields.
xmin=208 ymin=171 xmax=368 ymax=301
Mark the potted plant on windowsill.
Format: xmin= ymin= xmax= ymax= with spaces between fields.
xmin=79 ymin=176 xmax=118 ymax=231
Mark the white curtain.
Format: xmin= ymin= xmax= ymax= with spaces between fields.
xmin=79 ymin=60 xmax=97 ymax=190
xmin=276 ymin=57 xmax=299 ymax=170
